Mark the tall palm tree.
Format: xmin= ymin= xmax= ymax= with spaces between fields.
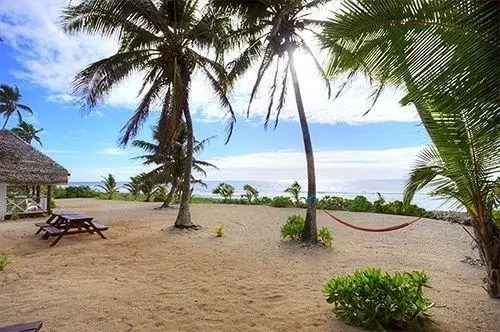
xmin=320 ymin=0 xmax=500 ymax=298
xmin=210 ymin=0 xmax=334 ymax=243
xmin=0 ymin=85 xmax=33 ymax=129
xmin=133 ymin=126 xmax=217 ymax=208
xmin=124 ymin=175 xmax=143 ymax=198
xmin=11 ymin=121 xmax=43 ymax=146
xmin=61 ymin=0 xmax=235 ymax=228
xmin=96 ymin=174 xmax=119 ymax=200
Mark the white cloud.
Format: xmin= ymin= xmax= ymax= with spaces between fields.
xmin=1 ymin=0 xmax=419 ymax=127
xmin=68 ymin=165 xmax=155 ymax=182
xmin=204 ymin=146 xmax=424 ymax=182
xmin=97 ymin=147 xmax=126 ymax=156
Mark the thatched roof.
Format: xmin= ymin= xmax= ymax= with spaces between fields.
xmin=0 ymin=130 xmax=69 ymax=185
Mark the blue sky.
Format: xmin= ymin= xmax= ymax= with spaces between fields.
xmin=0 ymin=1 xmax=430 ymax=183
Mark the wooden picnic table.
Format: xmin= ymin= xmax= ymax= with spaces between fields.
xmin=35 ymin=212 xmax=108 ymax=247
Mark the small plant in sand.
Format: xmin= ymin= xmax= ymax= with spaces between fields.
xmin=280 ymin=215 xmax=305 ymax=241
xmin=317 ymin=227 xmax=333 ymax=247
xmin=324 ymin=268 xmax=433 ymax=330
xmin=212 ymin=224 xmax=226 ymax=237
xmin=0 ymin=251 xmax=12 ymax=271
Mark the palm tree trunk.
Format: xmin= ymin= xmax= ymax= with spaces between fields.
xmin=174 ymin=71 xmax=194 ymax=228
xmin=473 ymin=217 xmax=500 ymax=298
xmin=2 ymin=115 xmax=10 ymax=129
xmin=288 ymin=48 xmax=317 ymax=243
xmin=161 ymin=181 xmax=177 ymax=208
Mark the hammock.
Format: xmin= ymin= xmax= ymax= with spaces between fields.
xmin=323 ymin=210 xmax=423 ymax=232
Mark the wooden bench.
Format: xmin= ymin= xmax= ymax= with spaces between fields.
xmin=34 ymin=222 xmax=50 ymax=228
xmin=91 ymin=221 xmax=109 ymax=231
xmin=0 ymin=320 xmax=42 ymax=332
xmin=40 ymin=226 xmax=63 ymax=236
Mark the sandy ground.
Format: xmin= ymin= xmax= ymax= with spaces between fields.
xmin=0 ymin=199 xmax=499 ymax=331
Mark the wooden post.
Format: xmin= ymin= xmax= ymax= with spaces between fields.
xmin=35 ymin=185 xmax=41 ymax=204
xmin=47 ymin=185 xmax=52 ymax=214
xmin=0 ymin=183 xmax=6 ymax=221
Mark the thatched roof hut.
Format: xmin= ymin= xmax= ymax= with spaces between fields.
xmin=0 ymin=130 xmax=69 ymax=220
xmin=0 ymin=130 xmax=69 ymax=185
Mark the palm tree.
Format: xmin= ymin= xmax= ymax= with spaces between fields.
xmin=133 ymin=126 xmax=217 ymax=208
xmin=0 ymin=85 xmax=33 ymax=129
xmin=210 ymin=0 xmax=334 ymax=243
xmin=136 ymin=173 xmax=160 ymax=202
xmin=213 ymin=183 xmax=235 ymax=201
xmin=243 ymin=184 xmax=259 ymax=204
xmin=285 ymin=181 xmax=302 ymax=207
xmin=320 ymin=0 xmax=500 ymax=298
xmin=123 ymin=175 xmax=143 ymax=198
xmin=96 ymin=174 xmax=119 ymax=200
xmin=321 ymin=0 xmax=499 ymax=138
xmin=403 ymin=110 xmax=500 ymax=298
xmin=61 ymin=0 xmax=235 ymax=228
xmin=11 ymin=121 xmax=43 ymax=145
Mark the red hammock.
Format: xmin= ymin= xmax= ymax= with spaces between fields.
xmin=323 ymin=210 xmax=423 ymax=232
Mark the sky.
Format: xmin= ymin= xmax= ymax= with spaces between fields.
xmin=0 ymin=0 xmax=431 ymax=184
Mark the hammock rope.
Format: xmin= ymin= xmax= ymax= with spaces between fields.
xmin=323 ymin=210 xmax=423 ymax=232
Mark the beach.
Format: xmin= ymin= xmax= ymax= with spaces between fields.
xmin=1 ymin=199 xmax=498 ymax=331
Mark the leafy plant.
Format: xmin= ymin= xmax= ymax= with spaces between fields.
xmin=324 ymin=268 xmax=432 ymax=330
xmin=0 ymin=84 xmax=33 ymax=129
xmin=0 ymin=252 xmax=12 ymax=271
xmin=11 ymin=121 xmax=43 ymax=146
xmin=243 ymin=184 xmax=259 ymax=204
xmin=317 ymin=227 xmax=333 ymax=248
xmin=270 ymin=196 xmax=295 ymax=208
xmin=96 ymin=174 xmax=119 ymax=200
xmin=280 ymin=215 xmax=305 ymax=241
xmin=284 ymin=181 xmax=302 ymax=207
xmin=212 ymin=183 xmax=235 ymax=201
xmin=317 ymin=196 xmax=348 ymax=211
xmin=347 ymin=195 xmax=373 ymax=212
xmin=212 ymin=224 xmax=226 ymax=237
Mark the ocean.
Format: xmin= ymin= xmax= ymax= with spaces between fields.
xmin=67 ymin=179 xmax=455 ymax=211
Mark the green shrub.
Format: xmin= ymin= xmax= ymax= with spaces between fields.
xmin=212 ymin=224 xmax=226 ymax=237
xmin=0 ymin=253 xmax=12 ymax=271
xmin=270 ymin=196 xmax=295 ymax=208
xmin=317 ymin=196 xmax=348 ymax=210
xmin=347 ymin=195 xmax=373 ymax=212
xmin=324 ymin=268 xmax=432 ymax=330
xmin=317 ymin=227 xmax=333 ymax=247
xmin=256 ymin=196 xmax=272 ymax=204
xmin=280 ymin=215 xmax=305 ymax=240
xmin=53 ymin=186 xmax=99 ymax=199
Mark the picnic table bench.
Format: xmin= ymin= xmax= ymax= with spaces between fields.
xmin=0 ymin=320 xmax=42 ymax=332
xmin=35 ymin=212 xmax=108 ymax=247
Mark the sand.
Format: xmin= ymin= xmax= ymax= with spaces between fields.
xmin=0 ymin=199 xmax=499 ymax=331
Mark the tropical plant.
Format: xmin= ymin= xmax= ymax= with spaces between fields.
xmin=0 ymin=84 xmax=33 ymax=129
xmin=403 ymin=111 xmax=500 ymax=298
xmin=212 ymin=224 xmax=225 ymax=237
xmin=280 ymin=214 xmax=305 ymax=241
xmin=134 ymin=173 xmax=159 ymax=202
xmin=212 ymin=183 xmax=235 ymax=201
xmin=0 ymin=252 xmax=12 ymax=271
xmin=61 ymin=0 xmax=235 ymax=228
xmin=133 ymin=125 xmax=217 ymax=208
xmin=53 ymin=185 xmax=99 ymax=199
xmin=210 ymin=0 xmax=335 ymax=243
xmin=321 ymin=0 xmax=499 ymax=138
xmin=324 ymin=268 xmax=432 ymax=330
xmin=11 ymin=121 xmax=43 ymax=145
xmin=123 ymin=175 xmax=143 ymax=198
xmin=242 ymin=184 xmax=259 ymax=204
xmin=317 ymin=196 xmax=348 ymax=211
xmin=96 ymin=174 xmax=119 ymax=200
xmin=347 ymin=195 xmax=373 ymax=212
xmin=284 ymin=181 xmax=302 ymax=207
xmin=317 ymin=227 xmax=333 ymax=248
xmin=270 ymin=195 xmax=295 ymax=208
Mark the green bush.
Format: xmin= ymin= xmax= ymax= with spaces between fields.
xmin=280 ymin=215 xmax=305 ymax=240
xmin=270 ymin=196 xmax=295 ymax=208
xmin=0 ymin=253 xmax=12 ymax=271
xmin=256 ymin=196 xmax=272 ymax=204
xmin=317 ymin=227 xmax=333 ymax=247
xmin=347 ymin=195 xmax=373 ymax=212
xmin=317 ymin=196 xmax=348 ymax=210
xmin=53 ymin=186 xmax=99 ymax=199
xmin=324 ymin=268 xmax=432 ymax=330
